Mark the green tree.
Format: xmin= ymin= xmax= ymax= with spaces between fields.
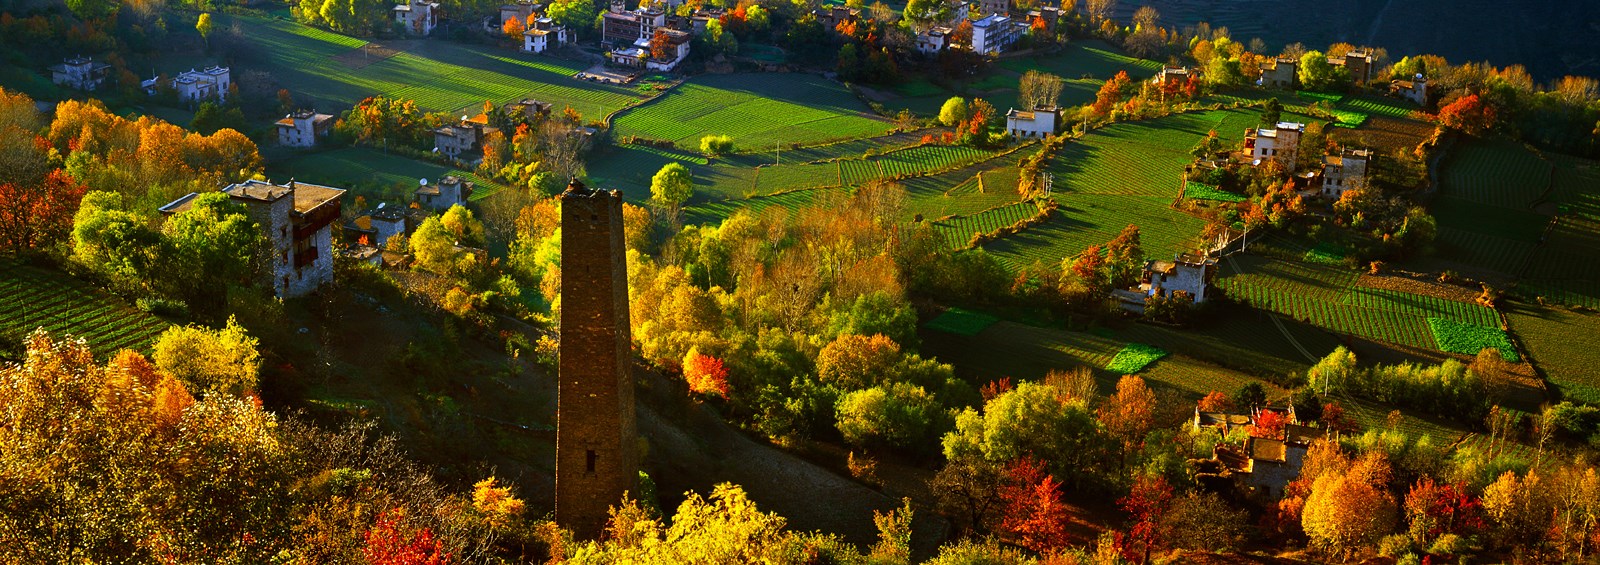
xmin=163 ymin=191 xmax=263 ymax=311
xmin=650 ymin=162 xmax=694 ymax=225
xmin=439 ymin=203 xmax=485 ymax=248
xmin=835 ymin=382 xmax=946 ymax=450
xmin=411 ymin=215 xmax=474 ymax=276
xmin=1308 ymin=346 xmax=1358 ymax=394
xmin=943 ymin=381 xmax=1109 ymax=489
xmin=938 ymin=97 xmax=969 ymax=127
xmin=1297 ymin=50 xmax=1350 ymax=92
xmin=699 ymin=134 xmax=735 ymax=157
xmin=1261 ymin=98 xmax=1282 ymax=126
xmin=151 ymin=316 xmax=262 ymax=396
xmin=903 ymin=0 xmax=950 ymax=30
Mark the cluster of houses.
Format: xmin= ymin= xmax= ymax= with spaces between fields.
xmin=152 ymin=172 xmax=475 ymax=298
xmin=1244 ymin=120 xmax=1374 ymax=198
xmin=1191 ymin=404 xmax=1327 ymax=500
xmin=599 ymin=0 xmax=691 ymax=70
xmin=911 ymin=0 xmax=1034 ymax=56
xmin=51 ymin=55 xmax=235 ymax=106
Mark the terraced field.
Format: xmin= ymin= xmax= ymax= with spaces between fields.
xmin=983 ymin=193 xmax=1207 ymax=271
xmin=1437 ymin=139 xmax=1552 ymax=209
xmin=1507 ymin=306 xmax=1600 ymax=405
xmin=1217 ymin=255 xmax=1502 ymax=353
xmin=0 ymin=260 xmax=172 ymax=358
xmin=234 ymin=15 xmax=640 ymax=117
xmin=932 ymin=201 xmax=1042 ymax=248
xmin=586 ymin=144 xmax=725 ymax=205
xmin=612 ymin=73 xmax=891 ymax=149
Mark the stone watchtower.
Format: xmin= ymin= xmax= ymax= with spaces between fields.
xmin=555 ymin=181 xmax=637 ymax=539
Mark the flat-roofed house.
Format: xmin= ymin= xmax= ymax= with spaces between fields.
xmin=415 ymin=175 xmax=474 ymax=211
xmin=276 ymin=110 xmax=334 ymax=148
xmin=1321 ymin=148 xmax=1372 ymax=198
xmin=1244 ymin=121 xmax=1305 ymax=168
xmin=49 ymin=56 xmax=112 ymax=91
xmin=394 ymin=0 xmax=441 ymax=36
xmin=1259 ymin=57 xmax=1297 ymax=88
xmin=145 ymin=66 xmax=232 ymax=102
xmin=500 ymin=0 xmax=540 ymax=28
xmin=1329 ymin=50 xmax=1374 ymax=86
xmin=970 ymin=14 xmax=1023 ymax=55
xmin=1005 ymin=106 xmax=1058 ymax=138
xmin=1391 ymin=74 xmax=1427 ymax=106
xmin=434 ymin=113 xmax=498 ymax=163
xmin=523 ymin=17 xmax=569 ymax=53
xmin=1139 ymin=253 xmax=1218 ymax=303
xmin=602 ymin=0 xmax=666 ymax=46
xmin=159 ymin=180 xmax=346 ymax=298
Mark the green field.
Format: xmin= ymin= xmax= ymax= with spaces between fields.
xmin=884 ymin=41 xmax=1161 ymax=117
xmin=983 ymin=193 xmax=1208 ymax=271
xmin=1105 ymin=343 xmax=1168 ymax=374
xmin=933 ymin=201 xmax=1042 ymax=248
xmin=266 ymin=147 xmax=508 ymax=204
xmin=0 ymin=260 xmax=172 ymax=358
xmin=1438 ymin=139 xmax=1553 ymax=209
xmin=1183 ymin=181 xmax=1248 ymax=202
xmin=1426 ymin=318 xmax=1519 ymax=361
xmin=1217 ymin=255 xmax=1502 ymax=353
xmin=611 ymin=73 xmax=891 ymax=150
xmin=1428 ymin=138 xmax=1558 ymax=275
xmin=1517 ymin=154 xmax=1600 ymax=308
xmin=924 ymin=308 xmax=1001 ymax=336
xmin=232 ymin=15 xmax=640 ymax=117
xmin=1508 ymin=307 xmax=1600 ymax=404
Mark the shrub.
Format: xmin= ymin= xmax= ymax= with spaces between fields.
xmin=699 ymin=134 xmax=735 ymax=156
xmin=137 ymin=297 xmax=190 ymax=319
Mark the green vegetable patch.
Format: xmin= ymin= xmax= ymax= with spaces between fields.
xmin=1426 ymin=317 xmax=1520 ymax=361
xmin=1184 ymin=182 xmax=1248 ymax=202
xmin=1104 ymin=343 xmax=1168 ymax=374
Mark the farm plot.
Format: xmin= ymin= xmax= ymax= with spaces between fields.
xmin=585 ymin=144 xmax=725 ymax=205
xmin=924 ymin=308 xmax=1001 ymax=336
xmin=1339 ymin=96 xmax=1420 ymax=119
xmin=611 ymin=73 xmax=891 ymax=149
xmin=266 ymin=147 xmax=507 ymax=204
xmin=1051 ymin=110 xmax=1262 ymax=198
xmin=1105 ymin=343 xmax=1168 ymax=374
xmin=754 ymin=162 xmax=843 ymax=194
xmin=0 ymin=260 xmax=171 ymax=358
xmin=1217 ymin=255 xmax=1502 ymax=353
xmin=1507 ymin=306 xmax=1600 ymax=405
xmin=983 ymin=194 xmax=1207 ymax=271
xmin=1427 ymin=318 xmax=1518 ymax=361
xmin=682 ymin=187 xmax=824 ymax=226
xmin=898 ymin=155 xmax=1030 ymax=221
xmin=1437 ymin=138 xmax=1553 ymax=209
xmin=1183 ymin=181 xmax=1247 ymax=202
xmin=885 ymin=41 xmax=1158 ymax=118
xmin=933 ymin=201 xmax=1041 ymax=248
xmin=840 ymin=144 xmax=999 ymax=186
xmin=235 ymin=16 xmax=638 ymax=117
xmin=1519 ymin=216 xmax=1600 ymax=308
xmin=999 ymin=41 xmax=1162 ymax=81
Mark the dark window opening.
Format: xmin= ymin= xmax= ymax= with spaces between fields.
xmin=585 ymin=450 xmax=597 ymax=473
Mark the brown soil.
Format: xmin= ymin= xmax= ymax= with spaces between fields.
xmin=1354 ymin=272 xmax=1481 ymax=303
xmin=335 ymin=43 xmax=403 ymax=70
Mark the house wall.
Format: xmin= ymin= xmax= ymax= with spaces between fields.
xmin=280 ymin=118 xmax=319 ymax=148
xmin=286 ymin=224 xmax=335 ymax=297
xmin=555 ymin=186 xmax=637 ymax=539
xmin=372 ymin=217 xmax=406 ymax=248
xmin=239 ymin=194 xmax=295 ymax=298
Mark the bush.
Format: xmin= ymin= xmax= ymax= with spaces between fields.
xmin=137 ymin=297 xmax=190 ymax=319
xmin=699 ymin=134 xmax=735 ymax=156
xmin=834 ymin=382 xmax=947 ymax=451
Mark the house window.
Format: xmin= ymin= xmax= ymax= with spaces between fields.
xmin=585 ymin=449 xmax=597 ymax=473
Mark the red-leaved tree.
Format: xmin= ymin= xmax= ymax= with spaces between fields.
xmin=0 ymin=168 xmax=87 ymax=253
xmin=1197 ymin=390 xmax=1232 ymax=413
xmin=1438 ymin=94 xmax=1497 ymax=135
xmin=1404 ymin=478 xmax=1486 ymax=548
xmin=683 ymin=349 xmax=730 ymax=398
xmin=1251 ymin=409 xmax=1288 ymax=440
xmin=998 ymin=456 xmax=1072 ymax=553
xmin=363 ymin=509 xmax=453 ymax=565
xmin=1117 ymin=474 xmax=1174 ymax=564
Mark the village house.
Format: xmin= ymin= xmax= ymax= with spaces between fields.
xmin=607 ymin=28 xmax=691 ymax=71
xmin=1139 ymin=253 xmax=1218 ymax=303
xmin=1026 ymin=5 xmax=1060 ymax=33
xmin=1320 ymin=147 xmax=1373 ymax=198
xmin=689 ymin=7 xmax=725 ymax=33
xmin=1244 ymin=121 xmax=1304 ymax=168
xmin=143 ymin=66 xmax=231 ymax=103
xmin=48 ymin=56 xmax=112 ymax=91
xmin=159 ymin=180 xmax=346 ymax=298
xmin=1193 ymin=404 xmax=1321 ymax=500
xmin=977 ymin=0 xmax=1009 ymax=16
xmin=522 ymin=17 xmax=570 ymax=53
xmin=1258 ymin=56 xmax=1297 ymax=88
xmin=394 ymin=0 xmax=441 ymax=36
xmin=1329 ymin=49 xmax=1375 ymax=86
xmin=1151 ymin=66 xmax=1194 ymax=88
xmin=343 ymin=202 xmax=410 ymax=249
xmin=1004 ymin=106 xmax=1057 ymax=138
xmin=916 ymin=27 xmax=952 ymax=54
xmin=602 ymin=0 xmax=666 ymax=47
xmin=969 ymin=14 xmax=1024 ymax=55
xmin=950 ymin=0 xmax=972 ymax=22
xmin=1391 ymin=74 xmax=1427 ymax=106
xmin=415 ymin=175 xmax=474 ymax=211
xmin=505 ymin=98 xmax=553 ymax=122
xmin=814 ymin=5 xmax=861 ymax=33
xmin=434 ymin=113 xmax=498 ymax=163
xmin=499 ymin=0 xmax=540 ymax=28
xmin=276 ymin=110 xmax=334 ymax=148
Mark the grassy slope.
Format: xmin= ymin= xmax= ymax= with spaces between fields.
xmin=231 ymin=15 xmax=639 ymax=116
xmin=610 ymin=73 xmax=891 ymax=150
xmin=266 ymin=146 xmax=508 ymax=204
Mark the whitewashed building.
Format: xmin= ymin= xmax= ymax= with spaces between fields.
xmin=276 ymin=110 xmax=334 ymax=148
xmin=970 ymin=14 xmax=1023 ymax=55
xmin=1321 ymin=148 xmax=1372 ymax=198
xmin=1391 ymin=74 xmax=1427 ymax=106
xmin=1140 ymin=253 xmax=1218 ymax=303
xmin=394 ymin=0 xmax=441 ymax=36
xmin=143 ymin=66 xmax=231 ymax=102
xmin=1244 ymin=122 xmax=1304 ymax=168
xmin=415 ymin=176 xmax=474 ymax=211
xmin=1005 ymin=106 xmax=1058 ymax=138
xmin=522 ymin=17 xmax=569 ymax=53
xmin=49 ymin=56 xmax=112 ymax=91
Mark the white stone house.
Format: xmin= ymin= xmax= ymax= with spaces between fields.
xmin=49 ymin=56 xmax=112 ymax=91
xmin=1259 ymin=57 xmax=1296 ymax=88
xmin=1139 ymin=253 xmax=1218 ymax=303
xmin=1004 ymin=106 xmax=1057 ymax=138
xmin=276 ymin=110 xmax=334 ymax=148
xmin=415 ymin=176 xmax=473 ymax=211
xmin=1244 ymin=122 xmax=1304 ymax=169
xmin=969 ymin=14 xmax=1023 ymax=55
xmin=159 ymin=180 xmax=346 ymax=298
xmin=394 ymin=0 xmax=441 ymax=36
xmin=1391 ymin=74 xmax=1427 ymax=106
xmin=916 ymin=27 xmax=951 ymax=54
xmin=144 ymin=66 xmax=231 ymax=103
xmin=522 ymin=17 xmax=569 ymax=53
xmin=433 ymin=113 xmax=497 ymax=162
xmin=1320 ymin=148 xmax=1372 ymax=198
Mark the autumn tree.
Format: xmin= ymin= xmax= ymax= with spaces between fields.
xmin=1092 ymin=71 xmax=1131 ymax=116
xmin=471 ymin=477 xmax=527 ymax=529
xmin=0 ymin=169 xmax=88 ymax=254
xmin=439 ymin=203 xmax=486 ymax=248
xmin=683 ymin=347 xmax=730 ymax=397
xmin=151 ymin=316 xmax=262 ymax=396
xmin=1018 ymin=70 xmax=1064 ymax=110
xmin=931 ymin=459 xmax=1005 ymax=533
xmin=411 ymin=214 xmax=477 ymax=277
xmin=650 ymin=162 xmax=693 ymax=226
xmin=363 ymin=509 xmax=455 ymax=565
xmin=1197 ymin=390 xmax=1231 ymax=412
xmin=1437 ymin=93 xmax=1497 ymax=135
xmin=944 ymin=381 xmax=1110 ymax=489
xmin=997 ymin=457 xmax=1072 ymax=553
xmin=196 ymin=13 xmax=213 ymax=47
xmin=649 ymin=28 xmax=671 ymax=60
xmin=1099 ymin=375 xmax=1158 ymax=461
xmin=1301 ymin=451 xmax=1398 ymax=559
xmin=1297 ymin=50 xmax=1350 ymax=91
xmin=1118 ymin=473 xmax=1174 ymax=564
xmin=502 ymin=15 xmax=525 ymax=40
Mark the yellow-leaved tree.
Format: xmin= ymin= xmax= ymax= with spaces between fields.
xmin=151 ymin=315 xmax=261 ymax=396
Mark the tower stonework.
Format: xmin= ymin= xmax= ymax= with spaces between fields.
xmin=556 ymin=181 xmax=637 ymax=539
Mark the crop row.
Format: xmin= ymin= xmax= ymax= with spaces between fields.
xmin=1220 ymin=281 xmax=1439 ymax=350
xmin=984 ymin=193 xmax=1207 ymax=272
xmin=0 ymin=263 xmax=170 ymax=357
xmin=934 ymin=201 xmax=1042 ymax=248
xmin=1438 ymin=139 xmax=1552 ymax=209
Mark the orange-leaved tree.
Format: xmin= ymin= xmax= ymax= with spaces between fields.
xmin=998 ymin=456 xmax=1072 ymax=553
xmin=503 ymin=16 xmax=525 ymax=41
xmin=683 ymin=347 xmax=730 ymax=397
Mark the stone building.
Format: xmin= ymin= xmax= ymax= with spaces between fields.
xmin=1244 ymin=121 xmax=1304 ymax=169
xmin=276 ymin=110 xmax=334 ymax=148
xmin=556 ymin=180 xmax=638 ymax=539
xmin=394 ymin=0 xmax=441 ymax=35
xmin=159 ymin=179 xmax=346 ymax=298
xmin=415 ymin=175 xmax=473 ymax=211
xmin=49 ymin=56 xmax=112 ymax=91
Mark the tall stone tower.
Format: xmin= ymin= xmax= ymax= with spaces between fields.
xmin=556 ymin=180 xmax=637 ymax=539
